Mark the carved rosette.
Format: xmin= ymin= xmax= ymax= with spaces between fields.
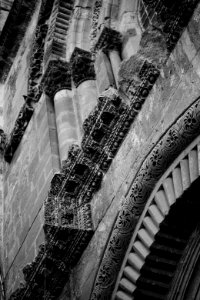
xmin=43 ymin=60 xmax=71 ymax=98
xmin=70 ymin=47 xmax=96 ymax=88
xmin=94 ymin=26 xmax=122 ymax=54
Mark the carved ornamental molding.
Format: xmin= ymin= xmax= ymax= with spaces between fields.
xmin=113 ymin=134 xmax=200 ymax=299
xmin=70 ymin=47 xmax=96 ymax=88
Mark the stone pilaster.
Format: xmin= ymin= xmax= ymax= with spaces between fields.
xmin=71 ymin=47 xmax=98 ymax=122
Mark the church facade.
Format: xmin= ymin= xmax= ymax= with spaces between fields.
xmin=0 ymin=0 xmax=200 ymax=299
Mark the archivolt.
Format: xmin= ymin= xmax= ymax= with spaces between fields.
xmin=90 ymin=96 xmax=200 ymax=299
xmin=113 ymin=131 xmax=200 ymax=299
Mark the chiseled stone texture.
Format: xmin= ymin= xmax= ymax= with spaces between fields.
xmin=58 ymin=7 xmax=200 ymax=299
xmin=3 ymin=95 xmax=60 ymax=297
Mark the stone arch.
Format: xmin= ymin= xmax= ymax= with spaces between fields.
xmin=90 ymin=96 xmax=200 ymax=299
xmin=113 ymin=134 xmax=200 ymax=299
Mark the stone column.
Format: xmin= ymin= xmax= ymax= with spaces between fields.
xmin=43 ymin=60 xmax=79 ymax=165
xmin=95 ymin=27 xmax=122 ymax=88
xmin=71 ymin=47 xmax=98 ymax=122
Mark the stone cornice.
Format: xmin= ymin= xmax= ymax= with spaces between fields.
xmin=70 ymin=47 xmax=96 ymax=88
xmin=0 ymin=0 xmax=39 ymax=82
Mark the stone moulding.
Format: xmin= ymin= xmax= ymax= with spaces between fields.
xmin=8 ymin=0 xmax=199 ymax=298
xmin=112 ymin=135 xmax=200 ymax=299
xmin=70 ymin=47 xmax=96 ymax=88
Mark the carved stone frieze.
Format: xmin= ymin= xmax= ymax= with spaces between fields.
xmin=43 ymin=60 xmax=71 ymax=98
xmin=94 ymin=26 xmax=122 ymax=54
xmin=70 ymin=47 xmax=96 ymax=88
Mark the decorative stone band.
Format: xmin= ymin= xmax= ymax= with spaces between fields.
xmin=43 ymin=0 xmax=74 ymax=67
xmin=94 ymin=26 xmax=122 ymax=54
xmin=42 ymin=60 xmax=71 ymax=98
xmin=70 ymin=47 xmax=96 ymax=88
xmin=113 ymin=134 xmax=200 ymax=300
xmin=90 ymin=97 xmax=200 ymax=299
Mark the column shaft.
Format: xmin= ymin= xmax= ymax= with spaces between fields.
xmin=54 ymin=89 xmax=78 ymax=164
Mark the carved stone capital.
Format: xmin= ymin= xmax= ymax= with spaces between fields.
xmin=70 ymin=47 xmax=96 ymax=88
xmin=94 ymin=26 xmax=122 ymax=54
xmin=43 ymin=60 xmax=71 ymax=98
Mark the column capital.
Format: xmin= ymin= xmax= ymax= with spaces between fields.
xmin=94 ymin=26 xmax=122 ymax=53
xmin=70 ymin=47 xmax=96 ymax=88
xmin=43 ymin=60 xmax=71 ymax=98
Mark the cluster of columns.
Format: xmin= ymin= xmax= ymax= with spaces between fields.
xmin=42 ymin=0 xmax=143 ymax=166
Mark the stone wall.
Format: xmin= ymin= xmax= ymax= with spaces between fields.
xmin=58 ymin=4 xmax=200 ymax=299
xmin=3 ymin=2 xmax=40 ymax=135
xmin=3 ymin=95 xmax=59 ymax=296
